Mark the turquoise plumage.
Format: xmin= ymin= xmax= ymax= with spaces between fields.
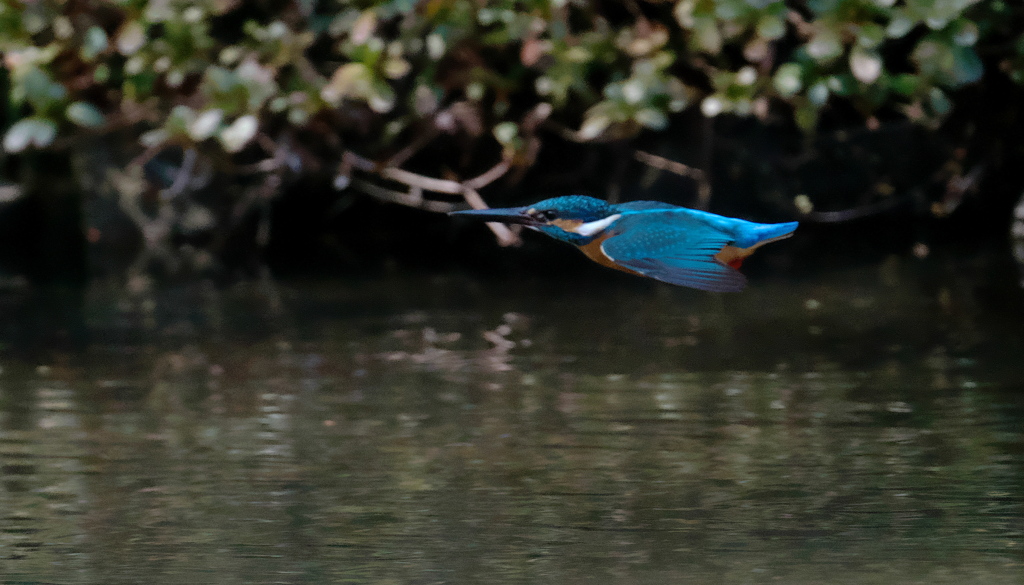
xmin=450 ymin=195 xmax=798 ymax=292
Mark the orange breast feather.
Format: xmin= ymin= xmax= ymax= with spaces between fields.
xmin=578 ymin=233 xmax=642 ymax=276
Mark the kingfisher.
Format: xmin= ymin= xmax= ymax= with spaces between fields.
xmin=450 ymin=195 xmax=798 ymax=292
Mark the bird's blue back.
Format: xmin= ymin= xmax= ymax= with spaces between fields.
xmin=614 ymin=201 xmax=797 ymax=249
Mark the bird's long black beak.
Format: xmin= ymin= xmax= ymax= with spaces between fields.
xmin=448 ymin=206 xmax=540 ymax=226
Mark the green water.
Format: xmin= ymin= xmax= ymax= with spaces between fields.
xmin=0 ymin=262 xmax=1022 ymax=584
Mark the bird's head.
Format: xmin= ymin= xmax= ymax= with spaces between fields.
xmin=449 ymin=195 xmax=620 ymax=245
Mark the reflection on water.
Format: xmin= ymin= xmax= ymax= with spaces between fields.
xmin=1 ymin=264 xmax=1022 ymax=584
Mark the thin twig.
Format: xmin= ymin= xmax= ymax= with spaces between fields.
xmin=163 ymin=148 xmax=197 ymax=200
xmin=350 ymin=178 xmax=457 ymax=213
xmin=128 ymin=144 xmax=162 ymax=170
xmin=356 ymin=177 xmax=520 ymax=245
xmin=385 ymin=125 xmax=441 ymax=169
xmin=462 ymin=187 xmax=520 ymax=246
xmin=786 ymin=10 xmax=815 ymax=37
xmin=521 ymin=103 xmax=554 ymax=133
xmin=235 ymin=157 xmax=283 ymax=174
xmin=338 ymin=149 xmax=519 ymax=244
xmin=541 ymin=119 xmax=625 ymax=144
xmin=342 ymin=150 xmax=378 ymax=172
xmin=799 ymin=194 xmax=910 ymax=223
xmin=464 ymin=160 xmax=511 ymax=190
xmin=376 ymin=159 xmax=511 ymax=195
xmin=541 ymin=123 xmax=714 ymax=206
xmin=381 ymin=166 xmax=463 ymax=194
xmin=937 ymin=163 xmax=984 ymax=215
xmin=633 ymin=150 xmax=712 ymax=206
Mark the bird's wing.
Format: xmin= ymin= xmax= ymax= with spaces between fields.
xmin=601 ymin=213 xmax=746 ymax=292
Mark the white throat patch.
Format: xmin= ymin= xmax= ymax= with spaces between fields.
xmin=574 ymin=214 xmax=621 ymax=237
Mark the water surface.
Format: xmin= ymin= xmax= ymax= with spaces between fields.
xmin=1 ymin=262 xmax=1022 ymax=584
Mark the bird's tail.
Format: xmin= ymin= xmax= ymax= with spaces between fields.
xmin=745 ymin=221 xmax=799 ymax=247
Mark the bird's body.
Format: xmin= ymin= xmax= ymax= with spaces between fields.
xmin=450 ymin=195 xmax=798 ymax=292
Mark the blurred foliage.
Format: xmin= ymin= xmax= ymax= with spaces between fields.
xmin=0 ymin=0 xmax=1023 ymax=284
xmin=1 ymin=0 xmax=1021 ymax=159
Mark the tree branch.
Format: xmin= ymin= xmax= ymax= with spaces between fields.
xmin=351 ymin=178 xmax=456 ymax=213
xmin=464 ymin=161 xmax=511 ymax=190
xmin=541 ymin=119 xmax=627 ymax=144
xmin=162 ymin=147 xmax=197 ymax=201
xmin=799 ymin=193 xmax=911 ymax=223
xmin=633 ymin=150 xmax=712 ymax=207
xmin=338 ymin=152 xmax=520 ymax=246
xmin=458 ymin=186 xmax=520 ymax=247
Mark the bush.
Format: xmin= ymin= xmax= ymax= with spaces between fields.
xmin=1 ymin=1 xmax=1022 ymax=271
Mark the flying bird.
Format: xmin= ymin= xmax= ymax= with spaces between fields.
xmin=450 ymin=195 xmax=798 ymax=292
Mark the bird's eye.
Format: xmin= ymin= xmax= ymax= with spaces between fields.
xmin=540 ymin=210 xmax=558 ymax=220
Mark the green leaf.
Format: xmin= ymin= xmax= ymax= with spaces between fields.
xmin=794 ymin=102 xmax=819 ymax=131
xmin=117 ymin=20 xmax=146 ymax=55
xmin=65 ymin=101 xmax=105 ymax=127
xmin=950 ymin=45 xmax=983 ymax=85
xmin=713 ymin=0 xmax=747 ymax=20
xmin=321 ymin=63 xmax=374 ymax=106
xmin=806 ymin=28 xmax=842 ymax=62
xmin=673 ymin=0 xmax=697 ymax=27
xmin=856 ymin=24 xmax=886 ymax=49
xmin=928 ymin=87 xmax=951 ymax=116
xmin=81 ymin=26 xmax=109 ymax=61
xmin=634 ymin=108 xmax=667 ymax=130
xmin=166 ymin=105 xmax=195 ymax=136
xmin=368 ymin=80 xmax=396 ymax=113
xmin=700 ymin=95 xmax=727 ymax=117
xmin=218 ymin=115 xmax=258 ymax=152
xmin=807 ymin=81 xmax=829 ymax=106
xmin=886 ymin=12 xmax=916 ymax=38
xmin=913 ymin=36 xmax=983 ymax=87
xmin=621 ymin=79 xmax=645 ymax=104
xmin=850 ymin=49 xmax=883 ymax=84
xmin=890 ymin=73 xmax=921 ymax=96
xmin=19 ymin=66 xmax=67 ymax=111
xmin=3 ymin=117 xmax=57 ymax=152
xmin=579 ymin=102 xmax=616 ymax=139
xmin=774 ymin=63 xmax=803 ymax=97
xmin=94 ymin=63 xmax=111 ymax=84
xmin=950 ymin=19 xmax=978 ymax=47
xmin=807 ymin=0 xmax=840 ymax=14
xmin=691 ymin=18 xmax=722 ymax=54
xmin=188 ymin=109 xmax=224 ymax=140
xmin=921 ymin=0 xmax=975 ymax=30
xmin=826 ymin=74 xmax=856 ymax=96
xmin=756 ymin=14 xmax=786 ymax=40
xmin=492 ymin=121 xmax=518 ymax=145
xmin=140 ymin=128 xmax=169 ymax=148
